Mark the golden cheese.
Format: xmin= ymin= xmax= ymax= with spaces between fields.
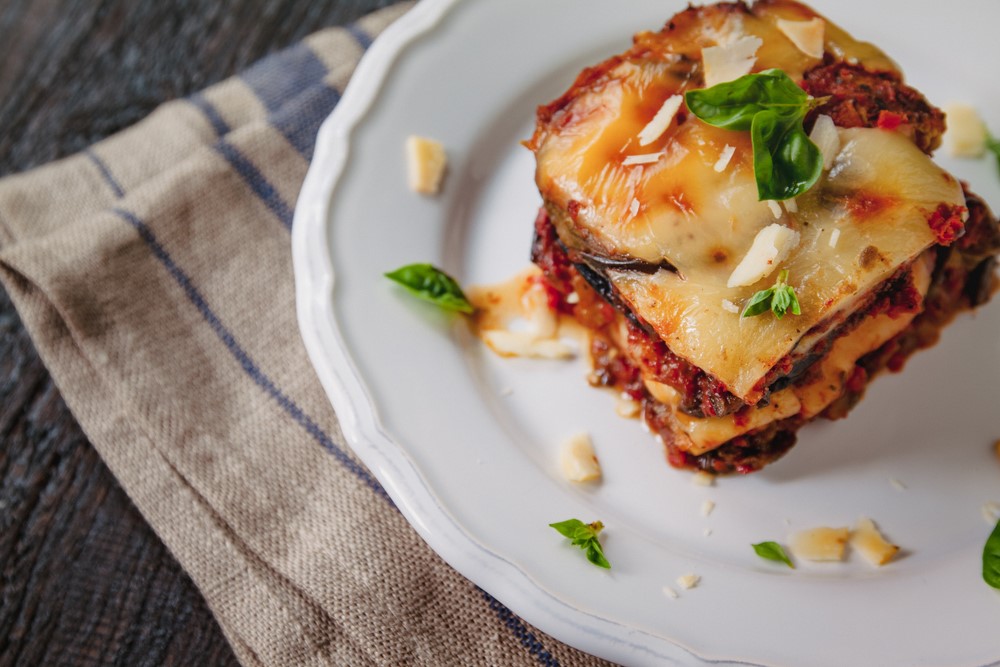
xmin=531 ymin=0 xmax=964 ymax=403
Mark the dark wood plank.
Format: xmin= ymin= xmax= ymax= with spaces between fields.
xmin=0 ymin=1 xmax=391 ymax=664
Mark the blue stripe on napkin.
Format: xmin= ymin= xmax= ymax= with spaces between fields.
xmin=240 ymin=42 xmax=328 ymax=116
xmin=214 ymin=139 xmax=295 ymax=229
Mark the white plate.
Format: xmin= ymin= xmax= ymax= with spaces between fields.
xmin=292 ymin=1 xmax=1000 ymax=664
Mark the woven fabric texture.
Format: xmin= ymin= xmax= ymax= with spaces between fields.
xmin=0 ymin=4 xmax=613 ymax=666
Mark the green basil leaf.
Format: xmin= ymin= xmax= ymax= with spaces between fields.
xmin=752 ymin=541 xmax=795 ymax=568
xmin=550 ymin=519 xmax=611 ymax=569
xmin=385 ymin=263 xmax=474 ymax=314
xmin=686 ymin=69 xmax=823 ymax=200
xmin=684 ymin=69 xmax=808 ymax=131
xmin=983 ymin=518 xmax=1000 ymax=589
xmin=987 ymin=134 xmax=1000 ymax=179
xmin=751 ymin=110 xmax=824 ymax=201
xmin=549 ymin=518 xmax=587 ymax=540
xmin=741 ymin=287 xmax=775 ymax=318
xmin=785 ymin=285 xmax=802 ymax=316
xmin=585 ymin=539 xmax=612 ymax=569
xmin=770 ymin=283 xmax=792 ymax=318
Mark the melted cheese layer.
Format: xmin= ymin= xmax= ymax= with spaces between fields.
xmin=531 ymin=1 xmax=964 ymax=403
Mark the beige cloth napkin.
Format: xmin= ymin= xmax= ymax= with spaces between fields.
xmin=0 ymin=4 xmax=613 ymax=666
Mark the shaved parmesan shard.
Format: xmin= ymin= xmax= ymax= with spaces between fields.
xmin=691 ymin=471 xmax=715 ymax=487
xmin=775 ymin=17 xmax=825 ymax=59
xmin=721 ymin=299 xmax=740 ymax=314
xmin=662 ymin=586 xmax=679 ymax=599
xmin=622 ymin=152 xmax=664 ymax=166
xmin=849 ymin=517 xmax=899 ymax=566
xmin=783 ymin=198 xmax=798 ymax=214
xmin=713 ymin=144 xmax=736 ymax=172
xmin=944 ymin=103 xmax=987 ymax=158
xmin=405 ymin=135 xmax=446 ymax=194
xmin=790 ymin=526 xmax=849 ymax=561
xmin=701 ymin=500 xmax=715 ymax=517
xmin=809 ymin=115 xmax=840 ymax=170
xmin=828 ymin=228 xmax=841 ymax=249
xmin=638 ymin=94 xmax=684 ymax=146
xmin=702 ymin=35 xmax=763 ymax=88
xmin=559 ymin=432 xmax=602 ymax=482
xmin=766 ymin=200 xmax=783 ymax=219
xmin=726 ymin=223 xmax=801 ymax=288
xmin=480 ymin=330 xmax=574 ymax=359
xmin=676 ymin=573 xmax=701 ymax=589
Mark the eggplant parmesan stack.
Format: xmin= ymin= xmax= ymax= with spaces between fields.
xmin=526 ymin=0 xmax=1000 ymax=474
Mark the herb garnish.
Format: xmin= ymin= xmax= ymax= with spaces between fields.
xmin=752 ymin=541 xmax=795 ymax=568
xmin=741 ymin=269 xmax=801 ymax=319
xmin=549 ymin=519 xmax=611 ymax=569
xmin=987 ymin=132 xmax=1000 ymax=178
xmin=984 ymin=518 xmax=1000 ymax=589
xmin=384 ymin=263 xmax=474 ymax=314
xmin=685 ymin=69 xmax=825 ymax=201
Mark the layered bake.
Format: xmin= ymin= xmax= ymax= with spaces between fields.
xmin=525 ymin=0 xmax=1000 ymax=473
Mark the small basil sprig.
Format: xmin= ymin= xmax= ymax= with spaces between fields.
xmin=685 ymin=69 xmax=824 ymax=201
xmin=984 ymin=518 xmax=1000 ymax=589
xmin=752 ymin=541 xmax=794 ymax=568
xmin=549 ymin=519 xmax=611 ymax=569
xmin=742 ymin=269 xmax=801 ymax=319
xmin=384 ymin=263 xmax=474 ymax=314
xmin=987 ymin=132 xmax=1000 ymax=179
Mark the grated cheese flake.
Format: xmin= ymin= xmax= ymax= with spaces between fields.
xmin=726 ymin=223 xmax=801 ymax=288
xmin=775 ymin=17 xmax=825 ymax=59
xmin=828 ymin=228 xmax=841 ymax=249
xmin=849 ymin=517 xmax=900 ymax=566
xmin=676 ymin=573 xmax=701 ymax=590
xmin=701 ymin=500 xmax=715 ymax=517
xmin=783 ymin=197 xmax=798 ymax=214
xmin=766 ymin=200 xmax=783 ymax=219
xmin=623 ymin=152 xmax=664 ymax=166
xmin=983 ymin=502 xmax=1000 ymax=525
xmin=480 ymin=330 xmax=575 ymax=359
xmin=889 ymin=477 xmax=906 ymax=491
xmin=713 ymin=144 xmax=736 ymax=172
xmin=559 ymin=431 xmax=602 ymax=482
xmin=790 ymin=526 xmax=849 ymax=562
xmin=638 ymin=94 xmax=684 ymax=146
xmin=810 ymin=115 xmax=840 ymax=170
xmin=565 ymin=291 xmax=580 ymax=305
xmin=944 ymin=103 xmax=988 ymax=158
xmin=702 ymin=35 xmax=763 ymax=88
xmin=721 ymin=299 xmax=740 ymax=314
xmin=662 ymin=586 xmax=679 ymax=599
xmin=405 ymin=135 xmax=447 ymax=194
xmin=629 ymin=197 xmax=640 ymax=218
xmin=691 ymin=471 xmax=715 ymax=487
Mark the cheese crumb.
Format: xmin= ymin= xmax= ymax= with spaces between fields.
xmin=944 ymin=103 xmax=988 ymax=158
xmin=565 ymin=291 xmax=580 ymax=305
xmin=662 ymin=586 xmax=679 ymax=599
xmin=889 ymin=477 xmax=906 ymax=491
xmin=623 ymin=152 xmax=664 ymax=166
xmin=480 ymin=330 xmax=574 ymax=359
xmin=721 ymin=299 xmax=740 ymax=314
xmin=676 ymin=573 xmax=701 ymax=590
xmin=775 ymin=17 xmax=825 ymax=59
xmin=558 ymin=432 xmax=602 ymax=482
xmin=713 ymin=144 xmax=736 ymax=172
xmin=701 ymin=500 xmax=715 ymax=517
xmin=789 ymin=526 xmax=849 ymax=561
xmin=810 ymin=115 xmax=840 ymax=170
xmin=702 ymin=35 xmax=763 ymax=88
xmin=766 ymin=200 xmax=783 ymax=219
xmin=783 ymin=198 xmax=798 ymax=214
xmin=726 ymin=223 xmax=801 ymax=288
xmin=828 ymin=228 xmax=841 ymax=249
xmin=850 ymin=517 xmax=900 ymax=566
xmin=703 ymin=528 xmax=713 ymax=537
xmin=691 ymin=471 xmax=715 ymax=487
xmin=983 ymin=502 xmax=1000 ymax=525
xmin=615 ymin=396 xmax=642 ymax=419
xmin=638 ymin=95 xmax=684 ymax=146
xmin=405 ymin=135 xmax=447 ymax=194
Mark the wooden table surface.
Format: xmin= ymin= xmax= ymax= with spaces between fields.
xmin=0 ymin=1 xmax=392 ymax=664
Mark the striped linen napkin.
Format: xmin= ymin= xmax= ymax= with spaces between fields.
xmin=0 ymin=4 xmax=612 ymax=666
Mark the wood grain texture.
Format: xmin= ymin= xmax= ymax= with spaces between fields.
xmin=0 ymin=1 xmax=391 ymax=664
